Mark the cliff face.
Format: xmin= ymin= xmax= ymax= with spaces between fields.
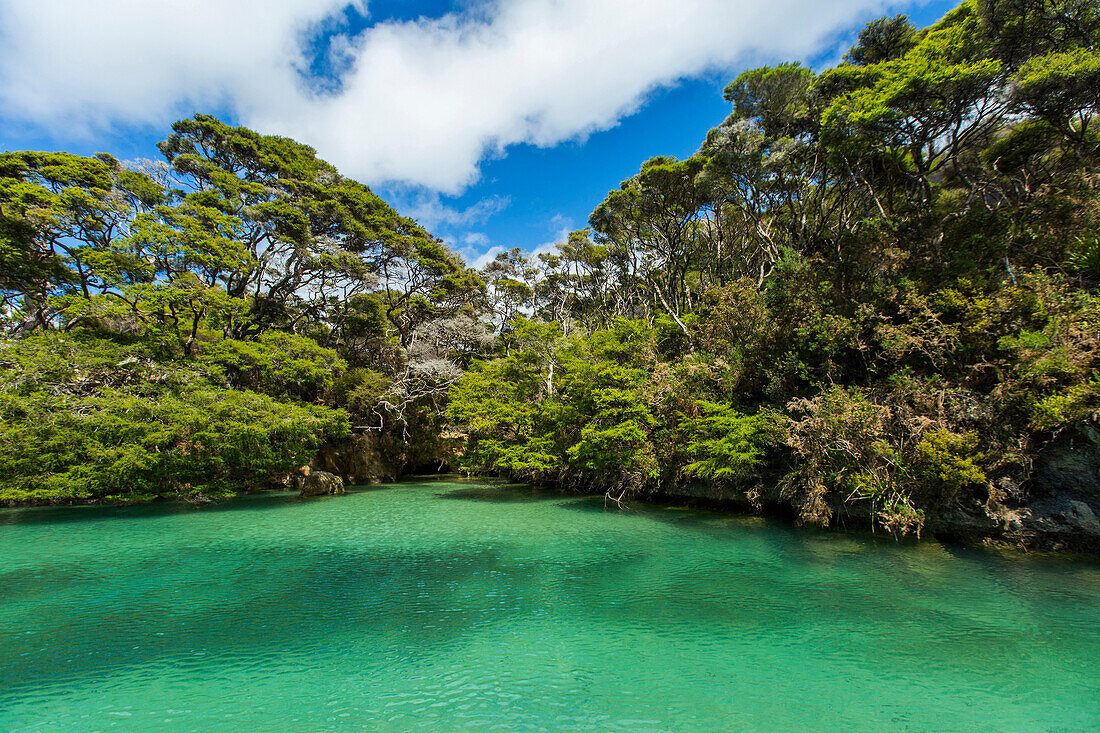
xmin=1000 ymin=423 xmax=1100 ymax=552
xmin=315 ymin=433 xmax=401 ymax=485
xmin=313 ymin=428 xmax=463 ymax=486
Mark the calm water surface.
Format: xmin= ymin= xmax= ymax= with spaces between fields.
xmin=1 ymin=477 xmax=1098 ymax=731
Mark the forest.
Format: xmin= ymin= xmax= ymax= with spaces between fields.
xmin=2 ymin=0 xmax=1098 ymax=545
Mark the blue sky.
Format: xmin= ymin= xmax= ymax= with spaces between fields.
xmin=0 ymin=0 xmax=958 ymax=268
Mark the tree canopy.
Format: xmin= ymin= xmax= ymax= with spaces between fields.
xmin=447 ymin=0 xmax=1100 ymax=537
xmin=3 ymin=3 xmax=1100 ymax=544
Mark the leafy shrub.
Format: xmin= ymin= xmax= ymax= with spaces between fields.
xmin=679 ymin=402 xmax=783 ymax=481
xmin=913 ymin=429 xmax=987 ymax=501
xmin=1029 ymin=377 xmax=1100 ymax=433
xmin=0 ymin=333 xmax=348 ymax=504
xmin=201 ymin=331 xmax=345 ymax=400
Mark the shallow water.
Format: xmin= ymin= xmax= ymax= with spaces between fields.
xmin=1 ymin=477 xmax=1098 ymax=731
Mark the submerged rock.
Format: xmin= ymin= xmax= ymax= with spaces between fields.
xmin=297 ymin=470 xmax=345 ymax=498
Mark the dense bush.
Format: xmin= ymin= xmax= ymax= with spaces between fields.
xmin=0 ymin=333 xmax=348 ymax=504
xmin=2 ymin=2 xmax=1098 ymax=537
xmin=447 ymin=1 xmax=1100 ymax=537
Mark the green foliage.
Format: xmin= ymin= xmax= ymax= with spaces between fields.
xmin=5 ymin=0 xmax=1100 ymax=538
xmin=449 ymin=319 xmax=662 ymax=490
xmin=1013 ymin=46 xmax=1100 ymax=115
xmin=1030 ymin=377 xmax=1100 ymax=432
xmin=680 ymin=402 xmax=781 ymax=480
xmin=914 ymin=429 xmax=988 ymax=499
xmin=447 ymin=0 xmax=1100 ymax=538
xmin=822 ymin=3 xmax=1003 ymax=182
xmin=202 ymin=331 xmax=344 ymax=400
xmin=1067 ymin=232 xmax=1100 ymax=277
xmin=445 ymin=0 xmax=1100 ymax=533
xmin=844 ymin=14 xmax=918 ymax=66
xmin=333 ymin=367 xmax=392 ymax=419
xmin=0 ymin=113 xmax=492 ymax=503
xmin=784 ymin=387 xmax=926 ymax=536
xmin=977 ymin=0 xmax=1100 ymax=67
xmin=448 ymin=354 xmax=556 ymax=480
xmin=723 ymin=63 xmax=817 ymax=138
xmin=0 ymin=333 xmax=348 ymax=504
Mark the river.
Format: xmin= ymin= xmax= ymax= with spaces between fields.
xmin=1 ymin=477 xmax=1098 ymax=730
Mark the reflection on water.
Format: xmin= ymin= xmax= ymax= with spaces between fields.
xmin=1 ymin=477 xmax=1098 ymax=731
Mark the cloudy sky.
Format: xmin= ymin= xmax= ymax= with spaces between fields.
xmin=0 ymin=0 xmax=956 ymax=266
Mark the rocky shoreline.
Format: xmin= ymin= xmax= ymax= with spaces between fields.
xmin=4 ymin=425 xmax=1097 ymax=556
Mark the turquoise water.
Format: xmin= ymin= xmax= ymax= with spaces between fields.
xmin=1 ymin=478 xmax=1098 ymax=731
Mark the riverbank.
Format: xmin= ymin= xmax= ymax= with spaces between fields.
xmin=5 ymin=462 xmax=1098 ymax=555
xmin=641 ymin=480 xmax=1100 ymax=556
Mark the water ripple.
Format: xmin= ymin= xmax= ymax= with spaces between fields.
xmin=1 ymin=478 xmax=1098 ymax=731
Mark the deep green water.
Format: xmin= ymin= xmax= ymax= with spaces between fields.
xmin=1 ymin=478 xmax=1098 ymax=731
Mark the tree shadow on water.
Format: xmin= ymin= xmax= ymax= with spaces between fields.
xmin=436 ymin=483 xmax=572 ymax=503
xmin=0 ymin=486 xmax=395 ymax=528
xmin=0 ymin=540 xmax=561 ymax=704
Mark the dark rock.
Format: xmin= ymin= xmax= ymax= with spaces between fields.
xmin=297 ymin=470 xmax=345 ymax=498
xmin=1033 ymin=422 xmax=1100 ymax=500
xmin=1068 ymin=500 xmax=1100 ymax=532
xmin=316 ymin=433 xmax=399 ymax=485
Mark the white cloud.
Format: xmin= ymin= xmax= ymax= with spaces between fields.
xmin=533 ymin=224 xmax=573 ymax=260
xmin=547 ymin=213 xmax=573 ymax=231
xmin=0 ymin=0 xmax=921 ymax=191
xmin=467 ymin=245 xmax=507 ymax=271
xmin=0 ymin=0 xmax=360 ymax=133
xmin=393 ymin=190 xmax=511 ymax=229
xmin=380 ymin=189 xmax=509 ymax=263
xmin=453 ymin=211 xmax=573 ymax=270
